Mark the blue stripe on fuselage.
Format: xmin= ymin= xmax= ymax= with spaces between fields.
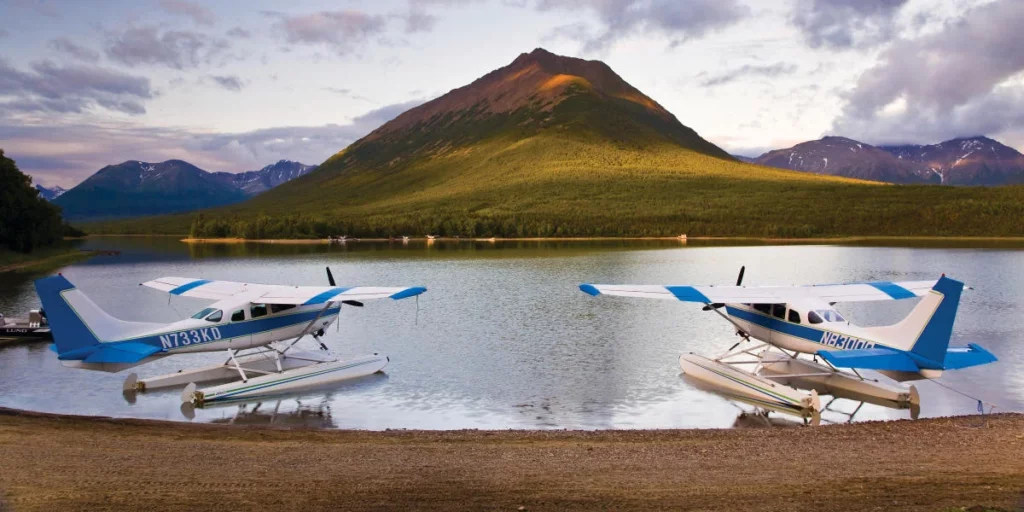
xmin=169 ymin=279 xmax=211 ymax=295
xmin=60 ymin=307 xmax=341 ymax=360
xmin=725 ymin=306 xmax=878 ymax=352
xmin=865 ymin=282 xmax=916 ymax=300
xmin=303 ymin=288 xmax=351 ymax=305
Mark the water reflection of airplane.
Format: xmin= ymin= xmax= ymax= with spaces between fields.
xmin=35 ymin=268 xmax=424 ymax=406
xmin=206 ymin=397 xmax=336 ymax=428
xmin=582 ymin=269 xmax=996 ymax=421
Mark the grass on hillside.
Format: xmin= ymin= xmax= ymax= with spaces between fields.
xmin=87 ymin=131 xmax=1024 ymax=239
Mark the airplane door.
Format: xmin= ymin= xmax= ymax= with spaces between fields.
xmin=228 ymin=308 xmax=253 ymax=348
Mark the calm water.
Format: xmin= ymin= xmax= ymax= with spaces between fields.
xmin=0 ymin=237 xmax=1021 ymax=429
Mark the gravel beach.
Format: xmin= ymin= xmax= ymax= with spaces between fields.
xmin=0 ymin=408 xmax=1021 ymax=511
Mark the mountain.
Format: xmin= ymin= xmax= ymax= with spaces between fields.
xmin=879 ymin=137 xmax=1024 ymax=186
xmin=56 ymin=159 xmax=316 ymax=220
xmin=55 ymin=160 xmax=248 ymax=220
xmin=90 ymin=49 xmax=1024 ymax=238
xmin=755 ymin=136 xmax=1024 ymax=185
xmin=214 ymin=160 xmax=316 ymax=196
xmin=34 ymin=184 xmax=67 ymax=201
xmin=754 ymin=136 xmax=931 ymax=184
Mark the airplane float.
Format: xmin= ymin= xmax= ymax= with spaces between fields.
xmin=580 ymin=269 xmax=998 ymax=421
xmin=34 ymin=269 xmax=425 ymax=406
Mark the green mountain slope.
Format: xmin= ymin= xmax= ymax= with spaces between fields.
xmin=90 ymin=49 xmax=1024 ymax=238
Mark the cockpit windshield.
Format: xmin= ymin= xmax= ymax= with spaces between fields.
xmin=191 ymin=307 xmax=218 ymax=320
xmin=813 ymin=309 xmax=846 ymax=323
xmin=190 ymin=308 xmax=223 ymax=322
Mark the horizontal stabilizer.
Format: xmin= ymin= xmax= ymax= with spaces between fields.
xmin=941 ymin=344 xmax=998 ymax=370
xmin=81 ymin=343 xmax=161 ymax=364
xmin=817 ymin=348 xmax=920 ymax=372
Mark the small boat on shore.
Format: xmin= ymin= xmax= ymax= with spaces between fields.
xmin=0 ymin=309 xmax=51 ymax=340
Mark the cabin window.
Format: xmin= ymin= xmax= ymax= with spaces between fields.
xmin=250 ymin=304 xmax=268 ymax=318
xmin=204 ymin=310 xmax=223 ymax=323
xmin=772 ymin=304 xmax=786 ymax=319
xmin=807 ymin=311 xmax=823 ymax=324
xmin=231 ymin=309 xmax=245 ymax=322
xmin=788 ymin=310 xmax=801 ymax=324
xmin=191 ymin=307 xmax=217 ymax=320
xmin=270 ymin=304 xmax=296 ymax=314
xmin=752 ymin=304 xmax=771 ymax=314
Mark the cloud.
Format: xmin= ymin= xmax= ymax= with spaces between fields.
xmin=792 ymin=0 xmax=909 ymax=49
xmin=105 ymin=26 xmax=230 ymax=69
xmin=1 ymin=99 xmax=427 ymax=187
xmin=158 ymin=0 xmax=216 ymax=26
xmin=48 ymin=37 xmax=100 ymax=63
xmin=226 ymin=27 xmax=251 ymax=39
xmin=831 ymin=0 xmax=1024 ymax=145
xmin=0 ymin=58 xmax=152 ymax=115
xmin=208 ymin=75 xmax=243 ymax=92
xmin=698 ymin=63 xmax=797 ymax=87
xmin=402 ymin=10 xmax=438 ymax=33
xmin=535 ymin=0 xmax=749 ymax=53
xmin=0 ymin=29 xmax=8 ymax=40
xmin=274 ymin=10 xmax=388 ymax=56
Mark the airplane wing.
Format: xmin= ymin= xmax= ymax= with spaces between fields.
xmin=580 ymin=280 xmax=944 ymax=304
xmin=142 ymin=277 xmax=426 ymax=304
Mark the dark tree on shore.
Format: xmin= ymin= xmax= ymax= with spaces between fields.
xmin=0 ymin=149 xmax=68 ymax=253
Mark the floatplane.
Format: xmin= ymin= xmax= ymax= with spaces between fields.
xmin=34 ymin=269 xmax=425 ymax=406
xmin=580 ymin=269 xmax=998 ymax=422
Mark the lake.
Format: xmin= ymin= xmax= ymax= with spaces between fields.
xmin=0 ymin=237 xmax=1021 ymax=429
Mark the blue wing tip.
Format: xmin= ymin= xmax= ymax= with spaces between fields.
xmin=579 ymin=284 xmax=600 ymax=296
xmin=390 ymin=286 xmax=427 ymax=300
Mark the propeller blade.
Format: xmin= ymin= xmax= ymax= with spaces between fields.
xmin=342 ymin=300 xmax=364 ymax=307
xmin=736 ymin=265 xmax=745 ymax=286
xmin=326 ymin=267 xmax=336 ymax=287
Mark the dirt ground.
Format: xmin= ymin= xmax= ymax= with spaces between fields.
xmin=0 ymin=408 xmax=1021 ymax=511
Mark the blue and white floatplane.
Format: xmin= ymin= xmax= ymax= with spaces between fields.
xmin=581 ymin=268 xmax=998 ymax=421
xmin=34 ymin=269 xmax=425 ymax=406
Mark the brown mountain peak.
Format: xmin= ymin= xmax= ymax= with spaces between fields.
xmin=367 ymin=48 xmax=673 ymax=139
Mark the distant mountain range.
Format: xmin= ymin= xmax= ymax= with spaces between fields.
xmin=34 ymin=184 xmax=67 ymax=201
xmin=55 ymin=159 xmax=315 ymax=220
xmin=752 ymin=136 xmax=1024 ymax=185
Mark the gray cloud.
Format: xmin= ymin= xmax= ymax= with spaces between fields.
xmin=0 ymin=29 xmax=9 ymax=40
xmin=105 ymin=26 xmax=230 ymax=69
xmin=48 ymin=37 xmax=100 ymax=63
xmin=0 ymin=58 xmax=152 ymax=115
xmin=792 ymin=0 xmax=908 ymax=49
xmin=226 ymin=27 xmax=251 ymax=39
xmin=1 ymin=99 xmax=426 ymax=187
xmin=274 ymin=10 xmax=388 ymax=55
xmin=158 ymin=0 xmax=216 ymax=26
xmin=208 ymin=75 xmax=243 ymax=92
xmin=698 ymin=62 xmax=797 ymax=87
xmin=832 ymin=0 xmax=1024 ymax=145
xmin=536 ymin=0 xmax=749 ymax=53
xmin=403 ymin=10 xmax=438 ymax=33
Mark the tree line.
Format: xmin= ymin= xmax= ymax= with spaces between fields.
xmin=0 ymin=149 xmax=83 ymax=253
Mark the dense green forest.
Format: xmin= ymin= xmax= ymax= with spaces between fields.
xmin=0 ymin=149 xmax=82 ymax=253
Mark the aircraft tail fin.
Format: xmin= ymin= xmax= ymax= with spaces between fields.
xmin=863 ymin=276 xmax=963 ymax=368
xmin=34 ymin=275 xmax=158 ymax=358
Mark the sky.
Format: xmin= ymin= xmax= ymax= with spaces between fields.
xmin=1 ymin=0 xmax=1022 ymax=187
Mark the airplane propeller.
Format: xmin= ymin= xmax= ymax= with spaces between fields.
xmin=702 ymin=265 xmax=745 ymax=311
xmin=326 ymin=267 xmax=364 ymax=307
